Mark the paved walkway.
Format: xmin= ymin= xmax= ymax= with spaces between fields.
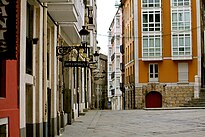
xmin=61 ymin=109 xmax=205 ymax=137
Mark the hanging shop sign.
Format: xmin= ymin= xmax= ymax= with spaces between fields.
xmin=0 ymin=0 xmax=18 ymax=60
xmin=64 ymin=61 xmax=88 ymax=67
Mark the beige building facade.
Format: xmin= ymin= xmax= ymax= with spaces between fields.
xmin=19 ymin=0 xmax=98 ymax=136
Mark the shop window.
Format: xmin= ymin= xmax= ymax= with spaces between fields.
xmin=0 ymin=118 xmax=8 ymax=137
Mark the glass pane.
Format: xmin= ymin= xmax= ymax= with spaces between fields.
xmin=185 ymin=47 xmax=190 ymax=51
xmin=150 ymin=64 xmax=153 ymax=73
xmin=179 ymin=37 xmax=184 ymax=46
xmin=143 ymin=53 xmax=148 ymax=57
xmin=155 ymin=64 xmax=158 ymax=73
xmin=184 ymin=0 xmax=190 ymax=5
xmin=143 ymin=28 xmax=148 ymax=31
xmin=143 ymin=14 xmax=148 ymax=23
xmin=184 ymin=12 xmax=190 ymax=21
xmin=185 ymin=37 xmax=190 ymax=46
xmin=155 ymin=74 xmax=158 ymax=78
xmin=179 ymin=47 xmax=184 ymax=51
xmin=155 ymin=14 xmax=160 ymax=22
xmin=155 ymin=48 xmax=160 ymax=51
xmin=150 ymin=38 xmax=154 ymax=47
xmin=173 ymin=48 xmax=178 ymax=51
xmin=155 ymin=38 xmax=160 ymax=47
xmin=150 ymin=53 xmax=154 ymax=56
xmin=173 ymin=37 xmax=178 ymax=46
xmin=149 ymin=14 xmax=154 ymax=22
xmin=178 ymin=13 xmax=183 ymax=21
xmin=173 ymin=52 xmax=178 ymax=55
xmin=172 ymin=13 xmax=177 ymax=21
xmin=149 ymin=48 xmax=154 ymax=52
xmin=185 ymin=22 xmax=190 ymax=30
xmin=143 ymin=49 xmax=148 ymax=52
xmin=143 ymin=39 xmax=148 ymax=47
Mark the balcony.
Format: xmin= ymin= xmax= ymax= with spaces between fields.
xmin=120 ymin=45 xmax=124 ymax=54
xmin=111 ymin=72 xmax=115 ymax=79
xmin=38 ymin=0 xmax=84 ymax=44
xmin=120 ymin=63 xmax=125 ymax=72
xmin=111 ymin=53 xmax=115 ymax=61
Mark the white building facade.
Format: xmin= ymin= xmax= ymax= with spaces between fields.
xmin=108 ymin=8 xmax=123 ymax=110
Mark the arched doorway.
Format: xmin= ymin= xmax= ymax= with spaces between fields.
xmin=146 ymin=91 xmax=162 ymax=108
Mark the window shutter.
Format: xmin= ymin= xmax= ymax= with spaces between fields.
xmin=178 ymin=63 xmax=188 ymax=82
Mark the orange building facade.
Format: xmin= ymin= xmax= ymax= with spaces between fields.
xmin=121 ymin=0 xmax=203 ymax=109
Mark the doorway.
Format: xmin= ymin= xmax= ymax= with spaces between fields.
xmin=146 ymin=91 xmax=162 ymax=108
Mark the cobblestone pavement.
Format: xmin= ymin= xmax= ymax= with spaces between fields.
xmin=61 ymin=109 xmax=205 ymax=137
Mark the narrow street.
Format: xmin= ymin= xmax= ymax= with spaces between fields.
xmin=61 ymin=109 xmax=205 ymax=137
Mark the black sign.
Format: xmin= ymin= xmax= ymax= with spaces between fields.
xmin=64 ymin=61 xmax=88 ymax=67
xmin=0 ymin=0 xmax=17 ymax=60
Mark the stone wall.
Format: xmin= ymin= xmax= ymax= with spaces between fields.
xmin=134 ymin=83 xmax=194 ymax=109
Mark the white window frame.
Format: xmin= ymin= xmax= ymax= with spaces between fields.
xmin=142 ymin=34 xmax=162 ymax=60
xmin=142 ymin=0 xmax=161 ymax=8
xmin=149 ymin=64 xmax=158 ymax=82
xmin=171 ymin=0 xmax=190 ymax=7
xmin=172 ymin=33 xmax=192 ymax=58
xmin=142 ymin=10 xmax=161 ymax=32
xmin=171 ymin=0 xmax=192 ymax=60
xmin=178 ymin=63 xmax=188 ymax=83
xmin=171 ymin=8 xmax=191 ymax=31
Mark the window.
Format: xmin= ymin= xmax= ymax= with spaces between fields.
xmin=142 ymin=0 xmax=161 ymax=8
xmin=142 ymin=35 xmax=162 ymax=57
xmin=172 ymin=9 xmax=191 ymax=31
xmin=171 ymin=0 xmax=190 ymax=7
xmin=178 ymin=63 xmax=188 ymax=82
xmin=171 ymin=0 xmax=192 ymax=59
xmin=142 ymin=10 xmax=161 ymax=31
xmin=172 ymin=33 xmax=191 ymax=56
xmin=109 ymin=66 xmax=112 ymax=72
xmin=0 ymin=118 xmax=8 ymax=137
xmin=142 ymin=0 xmax=162 ymax=59
xmin=149 ymin=64 xmax=158 ymax=82
xmin=116 ymin=57 xmax=120 ymax=71
xmin=26 ymin=3 xmax=33 ymax=75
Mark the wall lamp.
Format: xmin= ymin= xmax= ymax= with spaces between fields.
xmin=56 ymin=26 xmax=89 ymax=57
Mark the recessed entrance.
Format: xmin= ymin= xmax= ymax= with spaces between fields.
xmin=146 ymin=91 xmax=162 ymax=108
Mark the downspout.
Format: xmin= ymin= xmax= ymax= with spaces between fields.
xmin=43 ymin=3 xmax=48 ymax=137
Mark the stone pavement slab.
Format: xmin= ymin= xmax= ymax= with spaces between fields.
xmin=61 ymin=109 xmax=205 ymax=137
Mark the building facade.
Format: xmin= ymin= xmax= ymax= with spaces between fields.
xmin=121 ymin=0 xmax=203 ymax=109
xmin=108 ymin=7 xmax=123 ymax=110
xmin=18 ymin=0 xmax=98 ymax=137
xmin=92 ymin=53 xmax=108 ymax=109
xmin=0 ymin=0 xmax=20 ymax=136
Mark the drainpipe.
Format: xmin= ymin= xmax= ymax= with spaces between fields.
xmin=43 ymin=3 xmax=48 ymax=137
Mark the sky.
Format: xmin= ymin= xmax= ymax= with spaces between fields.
xmin=97 ymin=0 xmax=119 ymax=55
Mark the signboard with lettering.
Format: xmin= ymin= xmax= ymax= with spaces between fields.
xmin=64 ymin=61 xmax=88 ymax=67
xmin=0 ymin=0 xmax=18 ymax=60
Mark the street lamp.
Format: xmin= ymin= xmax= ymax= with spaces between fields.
xmin=56 ymin=26 xmax=89 ymax=125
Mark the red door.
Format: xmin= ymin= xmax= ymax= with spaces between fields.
xmin=146 ymin=91 xmax=162 ymax=108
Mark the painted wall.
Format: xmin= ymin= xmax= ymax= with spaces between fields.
xmin=0 ymin=61 xmax=19 ymax=137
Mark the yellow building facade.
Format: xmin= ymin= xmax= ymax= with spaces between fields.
xmin=121 ymin=0 xmax=203 ymax=109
